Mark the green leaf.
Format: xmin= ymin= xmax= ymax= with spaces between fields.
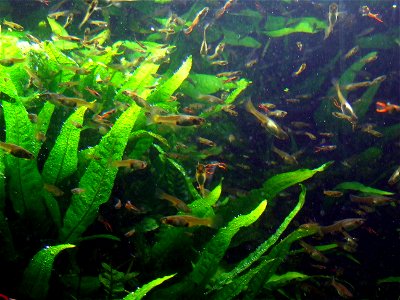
xmin=3 ymin=100 xmax=46 ymax=220
xmin=377 ymin=277 xmax=400 ymax=284
xmin=190 ymin=200 xmax=267 ymax=286
xmin=21 ymin=244 xmax=76 ymax=300
xmin=130 ymin=130 xmax=170 ymax=148
xmin=42 ymin=107 xmax=87 ymax=185
xmin=59 ymin=105 xmax=141 ymax=243
xmin=78 ymin=234 xmax=121 ymax=242
xmin=147 ymin=55 xmax=192 ymax=104
xmin=223 ymin=30 xmax=261 ymax=48
xmin=0 ymin=65 xmax=19 ymax=100
xmin=265 ymin=272 xmax=310 ymax=290
xmin=334 ymin=181 xmax=394 ymax=196
xmin=212 ymin=185 xmax=307 ymax=290
xmin=189 ymin=182 xmax=221 ymax=217
xmin=123 ymin=274 xmax=176 ymax=300
xmin=180 ymin=74 xmax=225 ymax=99
xmin=33 ymin=102 xmax=55 ymax=156
xmin=264 ymin=16 xmax=326 ymax=37
xmin=47 ymin=17 xmax=69 ymax=36
xmin=353 ymin=82 xmax=382 ymax=121
xmin=43 ymin=191 xmax=62 ymax=229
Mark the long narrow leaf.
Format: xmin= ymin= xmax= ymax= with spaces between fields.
xmin=21 ymin=244 xmax=75 ymax=300
xmin=123 ymin=274 xmax=176 ymax=300
xmin=42 ymin=107 xmax=87 ymax=185
xmin=59 ymin=105 xmax=141 ymax=243
xmin=3 ymin=100 xmax=46 ymax=221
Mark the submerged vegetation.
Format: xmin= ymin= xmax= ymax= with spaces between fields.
xmin=0 ymin=0 xmax=399 ymax=299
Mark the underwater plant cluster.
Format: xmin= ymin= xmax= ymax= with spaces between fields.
xmin=0 ymin=0 xmax=399 ymax=299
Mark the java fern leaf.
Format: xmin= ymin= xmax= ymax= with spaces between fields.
xmin=334 ymin=181 xmax=394 ymax=196
xmin=147 ymin=55 xmax=192 ymax=104
xmin=264 ymin=16 xmax=326 ymax=37
xmin=59 ymin=104 xmax=141 ymax=243
xmin=42 ymin=106 xmax=87 ymax=185
xmin=0 ymin=65 xmax=19 ymax=100
xmin=2 ymin=100 xmax=47 ymax=221
xmin=244 ymin=227 xmax=318 ymax=299
xmin=211 ymin=184 xmax=307 ymax=291
xmin=33 ymin=102 xmax=55 ymax=156
xmin=124 ymin=273 xmax=176 ymax=300
xmin=189 ymin=182 xmax=221 ymax=217
xmin=21 ymin=244 xmax=75 ymax=300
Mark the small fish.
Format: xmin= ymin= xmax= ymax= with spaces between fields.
xmin=197 ymin=137 xmax=216 ymax=147
xmin=71 ymin=188 xmax=86 ymax=195
xmin=271 ymin=145 xmax=298 ymax=165
xmin=44 ymin=183 xmax=64 ymax=197
xmin=324 ymin=3 xmax=339 ymax=40
xmin=3 ymin=20 xmax=24 ymax=31
xmin=299 ymin=240 xmax=329 ymax=263
xmin=208 ymin=42 xmax=226 ymax=60
xmin=196 ymin=163 xmax=207 ymax=197
xmin=223 ymin=76 xmax=239 ymax=84
xmin=197 ymin=94 xmax=224 ymax=104
xmin=26 ymin=34 xmax=41 ymax=44
xmin=267 ymin=110 xmax=287 ymax=118
xmin=211 ymin=60 xmax=229 ymax=66
xmin=156 ymin=189 xmax=191 ymax=213
xmin=290 ymin=121 xmax=312 ymax=129
xmin=360 ymin=5 xmax=383 ymax=23
xmin=42 ymin=93 xmax=98 ymax=112
xmin=245 ymin=100 xmax=288 ymax=140
xmin=360 ymin=124 xmax=383 ymax=138
xmin=375 ymin=101 xmax=400 ymax=113
xmin=79 ymin=0 xmax=98 ymax=29
xmin=149 ymin=113 xmax=206 ymax=127
xmin=54 ymin=34 xmax=81 ymax=43
xmin=323 ymin=190 xmax=343 ymax=197
xmin=331 ymin=278 xmax=353 ymax=299
xmin=184 ymin=7 xmax=209 ymax=35
xmin=319 ymin=132 xmax=335 ymax=138
xmin=371 ymin=75 xmax=387 ymax=85
xmin=388 ymin=166 xmax=400 ymax=185
xmin=216 ymin=71 xmax=242 ymax=78
xmin=0 ymin=57 xmax=25 ymax=67
xmin=350 ymin=195 xmax=396 ymax=206
xmin=332 ymin=80 xmax=358 ymax=120
xmin=48 ymin=10 xmax=70 ymax=19
xmin=332 ymin=112 xmax=357 ymax=129
xmin=112 ymin=159 xmax=147 ymax=170
xmin=161 ymin=215 xmax=216 ymax=228
xmin=245 ymin=59 xmax=258 ymax=68
xmin=363 ymin=54 xmax=378 ymax=64
xmin=314 ymin=145 xmax=337 ymax=153
xmin=123 ymin=90 xmax=151 ymax=109
xmin=320 ymin=218 xmax=365 ymax=234
xmin=215 ymin=0 xmax=235 ymax=19
xmin=0 ymin=142 xmax=35 ymax=160
xmin=221 ymin=104 xmax=238 ymax=116
xmin=63 ymin=13 xmax=74 ymax=28
xmin=344 ymin=46 xmax=360 ymax=59
xmin=85 ymin=87 xmax=101 ymax=98
xmin=292 ymin=63 xmax=306 ymax=77
xmin=296 ymin=41 xmax=303 ymax=51
xmin=89 ymin=20 xmax=108 ymax=28
xmin=344 ymin=81 xmax=372 ymax=91
xmin=200 ymin=23 xmax=209 ymax=56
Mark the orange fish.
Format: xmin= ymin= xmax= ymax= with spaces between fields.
xmin=360 ymin=6 xmax=383 ymax=23
xmin=376 ymin=101 xmax=400 ymax=113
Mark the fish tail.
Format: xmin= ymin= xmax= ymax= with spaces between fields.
xmin=89 ymin=100 xmax=100 ymax=113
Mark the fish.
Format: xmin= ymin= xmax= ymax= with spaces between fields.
xmin=0 ymin=57 xmax=25 ymax=67
xmin=122 ymin=90 xmax=151 ymax=109
xmin=197 ymin=137 xmax=216 ymax=147
xmin=323 ymin=190 xmax=343 ymax=197
xmin=216 ymin=71 xmax=242 ymax=78
xmin=79 ymin=0 xmax=98 ymax=29
xmin=360 ymin=5 xmax=383 ymax=23
xmin=388 ymin=166 xmax=400 ymax=185
xmin=156 ymin=189 xmax=191 ymax=213
xmin=184 ymin=7 xmax=209 ymax=35
xmin=25 ymin=34 xmax=41 ymax=44
xmin=299 ymin=240 xmax=329 ymax=263
xmin=245 ymin=59 xmax=258 ymax=68
xmin=149 ymin=113 xmax=206 ymax=127
xmin=221 ymin=104 xmax=238 ymax=116
xmin=314 ymin=145 xmax=337 ymax=153
xmin=208 ymin=42 xmax=226 ymax=60
xmin=331 ymin=112 xmax=357 ymax=129
xmin=290 ymin=121 xmax=312 ymax=129
xmin=375 ymin=101 xmax=400 ymax=113
xmin=200 ymin=23 xmax=209 ymax=56
xmin=71 ymin=188 xmax=86 ymax=195
xmin=267 ymin=110 xmax=287 ymax=118
xmin=210 ymin=60 xmax=229 ymax=66
xmin=331 ymin=278 xmax=353 ymax=299
xmin=332 ymin=80 xmax=358 ymax=121
xmin=360 ymin=124 xmax=383 ymax=138
xmin=245 ymin=100 xmax=288 ymax=140
xmin=324 ymin=3 xmax=339 ymax=40
xmin=196 ymin=163 xmax=207 ymax=197
xmin=349 ymin=195 xmax=396 ymax=206
xmin=63 ymin=13 xmax=74 ymax=28
xmin=161 ymin=215 xmax=216 ymax=228
xmin=271 ymin=145 xmax=298 ymax=165
xmin=344 ymin=46 xmax=360 ymax=59
xmin=3 ymin=20 xmax=24 ymax=31
xmin=54 ymin=34 xmax=82 ymax=43
xmin=292 ymin=63 xmax=306 ymax=77
xmin=215 ymin=0 xmax=235 ymax=19
xmin=44 ymin=183 xmax=64 ymax=197
xmin=0 ymin=142 xmax=35 ymax=160
xmin=371 ymin=75 xmax=387 ymax=85
xmin=111 ymin=159 xmax=147 ymax=170
xmin=223 ymin=76 xmax=239 ymax=84
xmin=343 ymin=81 xmax=372 ymax=91
xmin=320 ymin=218 xmax=365 ymax=234
xmin=41 ymin=93 xmax=98 ymax=112
xmin=197 ymin=94 xmax=224 ymax=104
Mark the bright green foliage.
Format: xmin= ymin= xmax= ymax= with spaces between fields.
xmin=377 ymin=277 xmax=400 ymax=284
xmin=189 ymin=182 xmax=221 ymax=217
xmin=100 ymin=262 xmax=139 ymax=298
xmin=180 ymin=74 xmax=226 ymax=98
xmin=47 ymin=17 xmax=68 ymax=36
xmin=42 ymin=106 xmax=87 ymax=185
xmin=147 ymin=56 xmax=192 ymax=103
xmin=265 ymin=272 xmax=311 ymax=290
xmin=33 ymin=102 xmax=55 ymax=156
xmin=334 ymin=181 xmax=394 ymax=195
xmin=21 ymin=244 xmax=76 ymax=300
xmin=130 ymin=130 xmax=170 ymax=148
xmin=223 ymin=30 xmax=261 ymax=48
xmin=190 ymin=200 xmax=267 ymax=286
xmin=124 ymin=273 xmax=176 ymax=300
xmin=212 ymin=185 xmax=307 ymax=291
xmin=2 ymin=100 xmax=46 ymax=220
xmin=59 ymin=105 xmax=141 ymax=243
xmin=0 ymin=65 xmax=19 ymax=100
xmin=264 ymin=16 xmax=326 ymax=37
